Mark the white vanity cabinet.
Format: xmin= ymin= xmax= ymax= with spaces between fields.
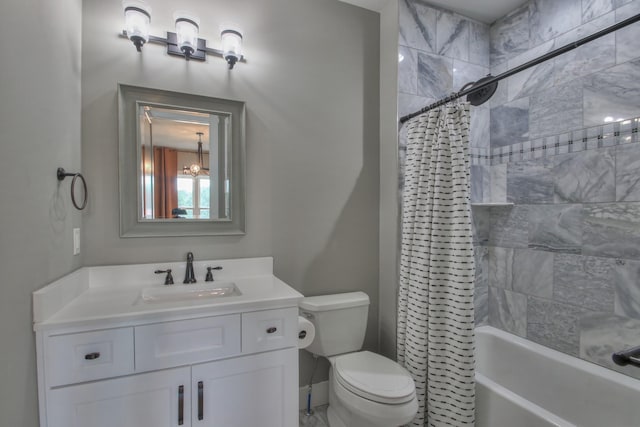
xmin=33 ymin=257 xmax=304 ymax=427
xmin=36 ymin=308 xmax=299 ymax=427
xmin=47 ymin=366 xmax=191 ymax=427
xmin=193 ymin=348 xmax=297 ymax=426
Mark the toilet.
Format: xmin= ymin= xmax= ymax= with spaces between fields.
xmin=300 ymin=292 xmax=418 ymax=427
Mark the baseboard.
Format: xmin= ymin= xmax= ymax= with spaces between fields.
xmin=298 ymin=380 xmax=329 ymax=411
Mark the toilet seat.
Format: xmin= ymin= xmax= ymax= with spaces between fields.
xmin=333 ymin=351 xmax=415 ymax=404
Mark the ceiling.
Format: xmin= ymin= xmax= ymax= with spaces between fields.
xmin=339 ymin=0 xmax=528 ymax=23
xmin=338 ymin=0 xmax=390 ymax=12
xmin=421 ymin=0 xmax=528 ymax=23
xmin=142 ymin=107 xmax=211 ymax=151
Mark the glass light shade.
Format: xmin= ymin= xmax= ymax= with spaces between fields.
xmin=220 ymin=26 xmax=243 ymax=69
xmin=123 ymin=0 xmax=151 ymax=51
xmin=189 ymin=163 xmax=201 ymax=176
xmin=174 ymin=12 xmax=200 ymax=56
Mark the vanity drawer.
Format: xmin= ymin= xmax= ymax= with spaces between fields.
xmin=135 ymin=314 xmax=241 ymax=372
xmin=46 ymin=328 xmax=134 ymax=387
xmin=242 ymin=307 xmax=298 ymax=354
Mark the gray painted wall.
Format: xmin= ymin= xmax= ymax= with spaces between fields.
xmin=378 ymin=0 xmax=400 ymax=360
xmin=82 ymin=0 xmax=380 ymax=386
xmin=0 ymin=1 xmax=83 ymax=426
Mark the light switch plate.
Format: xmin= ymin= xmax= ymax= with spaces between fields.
xmin=73 ymin=228 xmax=80 ymax=255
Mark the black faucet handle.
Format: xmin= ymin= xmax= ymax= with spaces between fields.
xmin=205 ymin=266 xmax=223 ymax=282
xmin=154 ymin=269 xmax=174 ymax=285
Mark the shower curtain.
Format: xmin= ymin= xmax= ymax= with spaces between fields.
xmin=397 ymin=103 xmax=476 ymax=426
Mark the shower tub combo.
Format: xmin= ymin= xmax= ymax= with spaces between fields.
xmin=475 ymin=326 xmax=640 ymax=427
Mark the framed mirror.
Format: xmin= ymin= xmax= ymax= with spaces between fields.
xmin=118 ymin=84 xmax=245 ymax=237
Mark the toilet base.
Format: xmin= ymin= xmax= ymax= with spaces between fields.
xmin=326 ymin=366 xmax=418 ymax=427
xmin=327 ymin=375 xmax=374 ymax=427
xmin=326 ymin=406 xmax=347 ymax=427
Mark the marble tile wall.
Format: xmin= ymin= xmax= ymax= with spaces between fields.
xmin=489 ymin=0 xmax=640 ymax=154
xmin=470 ymin=115 xmax=640 ymax=167
xmin=481 ymin=140 xmax=640 ymax=379
xmin=480 ymin=0 xmax=640 ymax=381
xmin=398 ymin=0 xmax=491 ymax=146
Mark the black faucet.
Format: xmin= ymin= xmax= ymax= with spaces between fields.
xmin=184 ymin=252 xmax=197 ymax=284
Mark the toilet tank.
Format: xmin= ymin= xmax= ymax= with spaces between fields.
xmin=299 ymin=291 xmax=369 ymax=357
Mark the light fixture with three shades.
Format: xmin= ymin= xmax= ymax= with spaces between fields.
xmin=122 ymin=0 xmax=244 ymax=69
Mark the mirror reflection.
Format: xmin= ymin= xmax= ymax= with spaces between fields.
xmin=138 ymin=105 xmax=230 ymax=221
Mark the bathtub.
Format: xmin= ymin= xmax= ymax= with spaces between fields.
xmin=475 ymin=326 xmax=640 ymax=427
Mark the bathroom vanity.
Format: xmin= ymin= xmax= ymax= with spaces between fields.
xmin=32 ymin=257 xmax=302 ymax=427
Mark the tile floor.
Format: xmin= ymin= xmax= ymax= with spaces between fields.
xmin=299 ymin=404 xmax=329 ymax=427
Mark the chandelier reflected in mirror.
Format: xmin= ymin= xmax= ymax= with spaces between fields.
xmin=183 ymin=132 xmax=209 ymax=177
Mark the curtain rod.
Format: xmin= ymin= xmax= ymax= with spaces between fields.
xmin=399 ymin=12 xmax=640 ymax=125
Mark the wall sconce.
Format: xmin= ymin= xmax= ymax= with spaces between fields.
xmin=174 ymin=12 xmax=200 ymax=57
xmin=120 ymin=1 xmax=245 ymax=69
xmin=123 ymin=1 xmax=151 ymax=51
xmin=220 ymin=27 xmax=243 ymax=69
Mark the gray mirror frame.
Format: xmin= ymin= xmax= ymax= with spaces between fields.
xmin=118 ymin=84 xmax=246 ymax=237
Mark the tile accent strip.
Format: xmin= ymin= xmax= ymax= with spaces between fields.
xmin=470 ymin=116 xmax=640 ymax=165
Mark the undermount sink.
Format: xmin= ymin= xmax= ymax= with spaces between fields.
xmin=140 ymin=282 xmax=241 ymax=303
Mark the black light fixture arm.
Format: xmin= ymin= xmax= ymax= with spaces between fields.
xmin=399 ymin=12 xmax=640 ymax=124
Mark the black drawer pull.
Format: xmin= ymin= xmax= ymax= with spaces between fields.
xmin=178 ymin=385 xmax=184 ymax=425
xmin=84 ymin=352 xmax=100 ymax=360
xmin=266 ymin=327 xmax=277 ymax=334
xmin=198 ymin=381 xmax=204 ymax=420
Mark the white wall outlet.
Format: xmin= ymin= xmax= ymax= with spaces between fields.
xmin=73 ymin=228 xmax=80 ymax=255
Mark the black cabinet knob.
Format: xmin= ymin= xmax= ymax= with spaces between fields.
xmin=84 ymin=352 xmax=100 ymax=360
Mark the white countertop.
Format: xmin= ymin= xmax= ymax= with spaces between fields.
xmin=33 ymin=257 xmax=304 ymax=333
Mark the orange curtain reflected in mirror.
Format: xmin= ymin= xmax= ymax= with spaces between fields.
xmin=153 ymin=147 xmax=178 ymax=218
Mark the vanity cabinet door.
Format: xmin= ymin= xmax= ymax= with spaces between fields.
xmin=46 ymin=367 xmax=191 ymax=427
xmin=192 ymin=347 xmax=297 ymax=427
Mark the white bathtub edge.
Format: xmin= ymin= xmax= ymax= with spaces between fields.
xmin=475 ymin=372 xmax=575 ymax=427
xmin=475 ymin=326 xmax=640 ymax=392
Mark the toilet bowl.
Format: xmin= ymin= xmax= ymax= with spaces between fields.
xmin=300 ymin=292 xmax=418 ymax=427
xmin=327 ymin=351 xmax=418 ymax=427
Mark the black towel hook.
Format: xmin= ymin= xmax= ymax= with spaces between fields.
xmin=57 ymin=167 xmax=88 ymax=210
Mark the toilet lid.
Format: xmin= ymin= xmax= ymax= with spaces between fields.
xmin=334 ymin=351 xmax=415 ymax=404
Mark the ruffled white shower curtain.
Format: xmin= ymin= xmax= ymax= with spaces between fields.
xmin=397 ymin=103 xmax=476 ymax=426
